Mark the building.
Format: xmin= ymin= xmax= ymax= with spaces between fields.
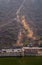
xmin=0 ymin=47 xmax=42 ymax=56
xmin=23 ymin=47 xmax=42 ymax=56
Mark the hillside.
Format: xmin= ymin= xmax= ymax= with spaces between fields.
xmin=0 ymin=0 xmax=42 ymax=48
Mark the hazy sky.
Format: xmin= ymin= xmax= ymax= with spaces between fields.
xmin=32 ymin=0 xmax=35 ymax=2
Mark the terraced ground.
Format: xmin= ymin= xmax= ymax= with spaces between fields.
xmin=0 ymin=57 xmax=42 ymax=65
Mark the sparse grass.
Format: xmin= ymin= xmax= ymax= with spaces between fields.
xmin=0 ymin=56 xmax=42 ymax=65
